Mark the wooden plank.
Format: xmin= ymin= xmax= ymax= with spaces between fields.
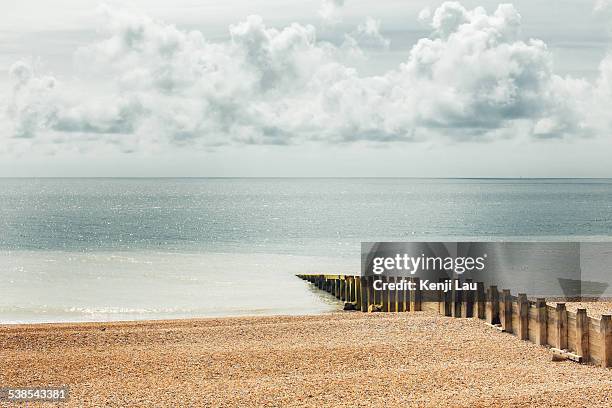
xmin=528 ymin=305 xmax=538 ymax=342
xmin=551 ymin=348 xmax=582 ymax=363
xmin=589 ymin=319 xmax=602 ymax=365
xmin=567 ymin=313 xmax=577 ymax=352
xmin=547 ymin=306 xmax=557 ymax=347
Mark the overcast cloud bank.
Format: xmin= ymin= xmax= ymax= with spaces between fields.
xmin=3 ymin=1 xmax=612 ymax=153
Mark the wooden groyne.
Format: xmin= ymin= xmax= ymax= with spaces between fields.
xmin=297 ymin=274 xmax=612 ymax=368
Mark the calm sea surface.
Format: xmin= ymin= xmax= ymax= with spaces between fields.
xmin=1 ymin=178 xmax=612 ymax=322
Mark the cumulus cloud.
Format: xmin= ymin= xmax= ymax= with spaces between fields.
xmin=344 ymin=17 xmax=390 ymax=50
xmin=319 ymin=0 xmax=346 ymax=23
xmin=3 ymin=1 xmax=612 ymax=152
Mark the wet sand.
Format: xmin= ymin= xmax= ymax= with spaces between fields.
xmin=1 ymin=312 xmax=611 ymax=407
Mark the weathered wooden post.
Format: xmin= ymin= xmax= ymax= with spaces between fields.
xmin=438 ymin=278 xmax=445 ymax=315
xmin=451 ymin=279 xmax=462 ymax=318
xmin=517 ymin=293 xmax=529 ymax=340
xmin=397 ymin=277 xmax=406 ymax=312
xmin=535 ymin=298 xmax=548 ymax=346
xmin=555 ymin=303 xmax=568 ymax=350
xmin=575 ymin=308 xmax=589 ymax=363
xmin=486 ymin=286 xmax=499 ymax=325
xmin=368 ymin=276 xmax=376 ymax=311
xmin=501 ymin=289 xmax=512 ymax=333
xmin=340 ymin=278 xmax=346 ymax=301
xmin=381 ymin=275 xmax=389 ymax=312
xmin=344 ymin=277 xmax=350 ymax=302
xmin=601 ymin=315 xmax=612 ymax=368
xmin=389 ymin=277 xmax=397 ymax=312
xmin=475 ymin=282 xmax=485 ymax=319
xmin=410 ymin=277 xmax=422 ymax=312
xmin=357 ymin=277 xmax=365 ymax=312
xmin=461 ymin=279 xmax=474 ymax=318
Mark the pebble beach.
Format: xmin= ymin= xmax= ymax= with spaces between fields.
xmin=1 ymin=311 xmax=611 ymax=407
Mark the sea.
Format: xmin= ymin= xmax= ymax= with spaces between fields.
xmin=1 ymin=178 xmax=612 ymax=323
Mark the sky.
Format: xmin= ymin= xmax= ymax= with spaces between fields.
xmin=2 ymin=0 xmax=612 ymax=177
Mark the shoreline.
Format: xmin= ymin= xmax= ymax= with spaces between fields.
xmin=2 ymin=311 xmax=610 ymax=407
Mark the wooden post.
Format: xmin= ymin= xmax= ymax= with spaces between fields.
xmin=536 ymin=298 xmax=548 ymax=346
xmin=339 ymin=279 xmax=346 ymax=301
xmin=556 ymin=303 xmax=568 ymax=350
xmin=501 ymin=289 xmax=512 ymax=333
xmin=486 ymin=286 xmax=499 ymax=325
xmin=438 ymin=278 xmax=445 ymax=315
xmin=411 ymin=277 xmax=422 ymax=312
xmin=383 ymin=276 xmax=391 ymax=312
xmin=368 ymin=276 xmax=376 ymax=310
xmin=575 ymin=308 xmax=589 ymax=363
xmin=390 ymin=277 xmax=397 ymax=312
xmin=397 ymin=277 xmax=406 ymax=312
xmin=356 ymin=277 xmax=363 ymax=311
xmin=461 ymin=279 xmax=473 ymax=318
xmin=517 ymin=293 xmax=529 ymax=341
xmin=601 ymin=315 xmax=612 ymax=368
xmin=344 ymin=276 xmax=353 ymax=302
xmin=444 ymin=279 xmax=452 ymax=316
xmin=451 ymin=279 xmax=462 ymax=318
xmin=476 ymin=282 xmax=485 ymax=320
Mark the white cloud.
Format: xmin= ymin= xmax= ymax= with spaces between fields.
xmin=3 ymin=1 xmax=612 ymax=153
xmin=344 ymin=17 xmax=390 ymax=50
xmin=319 ymin=0 xmax=346 ymax=23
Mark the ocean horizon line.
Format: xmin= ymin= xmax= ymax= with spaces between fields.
xmin=2 ymin=176 xmax=612 ymax=180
